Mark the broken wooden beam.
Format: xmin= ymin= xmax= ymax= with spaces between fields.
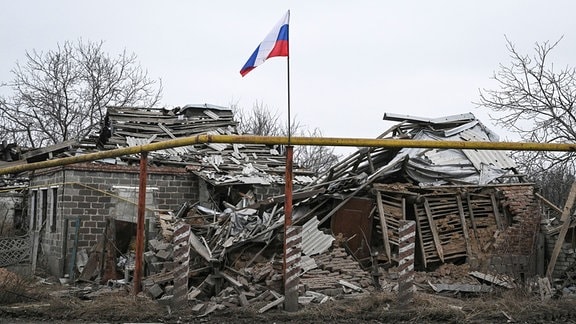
xmin=375 ymin=192 xmax=392 ymax=260
xmin=546 ymin=181 xmax=576 ymax=279
xmin=258 ymin=296 xmax=285 ymax=313
xmin=423 ymin=198 xmax=445 ymax=262
xmin=338 ymin=279 xmax=363 ymax=292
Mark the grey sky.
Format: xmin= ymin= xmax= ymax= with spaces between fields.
xmin=2 ymin=1 xmax=576 ymax=154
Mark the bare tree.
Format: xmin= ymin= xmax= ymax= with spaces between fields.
xmin=232 ymin=101 xmax=341 ymax=174
xmin=235 ymin=101 xmax=284 ymax=136
xmin=0 ymin=40 xmax=162 ymax=148
xmin=477 ymin=36 xmax=576 ymax=175
xmin=293 ymin=128 xmax=340 ymax=174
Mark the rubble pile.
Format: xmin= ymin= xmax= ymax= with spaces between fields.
xmin=133 ymin=204 xmax=381 ymax=314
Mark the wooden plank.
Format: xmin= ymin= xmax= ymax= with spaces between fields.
xmin=221 ymin=271 xmax=244 ymax=289
xmin=466 ymin=193 xmax=479 ymax=242
xmin=490 ymin=193 xmax=503 ymax=230
xmin=546 ymin=181 xmax=576 ymax=278
xmin=258 ymin=296 xmax=285 ymax=313
xmin=158 ymin=123 xmax=177 ymax=139
xmin=22 ymin=140 xmax=78 ymax=161
xmin=375 ymin=192 xmax=391 ymax=260
xmin=535 ymin=193 xmax=563 ymax=214
xmin=338 ymin=279 xmax=363 ymax=292
xmin=456 ymin=195 xmax=472 ymax=257
xmin=413 ymin=205 xmax=428 ymax=268
xmin=402 ymin=197 xmax=406 ymax=220
xmin=423 ymin=198 xmax=444 ymax=262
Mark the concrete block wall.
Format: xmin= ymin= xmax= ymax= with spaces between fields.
xmin=30 ymin=163 xmax=198 ymax=277
xmin=545 ymin=238 xmax=576 ymax=278
xmin=488 ymin=254 xmax=533 ymax=279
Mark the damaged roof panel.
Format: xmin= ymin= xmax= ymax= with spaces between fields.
xmin=326 ymin=112 xmax=519 ymax=187
xmin=85 ymin=105 xmax=316 ymax=185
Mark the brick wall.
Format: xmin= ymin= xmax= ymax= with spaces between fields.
xmin=488 ymin=185 xmax=541 ymax=278
xmin=29 ymin=163 xmax=198 ymax=276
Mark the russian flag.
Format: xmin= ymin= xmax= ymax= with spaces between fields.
xmin=240 ymin=11 xmax=290 ymax=77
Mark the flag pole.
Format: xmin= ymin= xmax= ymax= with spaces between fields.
xmin=287 ymin=55 xmax=291 ymax=144
xmin=282 ymin=9 xmax=298 ymax=312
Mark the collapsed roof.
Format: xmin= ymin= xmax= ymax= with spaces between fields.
xmin=315 ymin=112 xmax=519 ymax=189
xmin=83 ymin=104 xmax=314 ymax=186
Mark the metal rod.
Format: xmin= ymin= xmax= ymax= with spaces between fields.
xmin=133 ymin=151 xmax=148 ymax=294
xmin=1 ymin=135 xmax=575 ymax=176
xmin=283 ymin=145 xmax=296 ymax=311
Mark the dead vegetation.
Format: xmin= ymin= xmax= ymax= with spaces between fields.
xmin=2 ymin=266 xmax=576 ymax=324
xmin=0 ymin=268 xmax=42 ymax=305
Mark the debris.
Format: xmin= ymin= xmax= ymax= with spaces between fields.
xmin=502 ymin=310 xmax=515 ymax=323
xmin=258 ymin=295 xmax=285 ymax=313
xmin=537 ymin=277 xmax=552 ymax=301
xmin=469 ymin=271 xmax=514 ymax=289
xmin=339 ymin=280 xmax=363 ymax=292
xmin=428 ymin=281 xmax=493 ymax=293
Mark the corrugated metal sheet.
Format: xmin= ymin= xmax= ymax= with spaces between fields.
xmin=302 ymin=217 xmax=334 ymax=256
xmin=381 ymin=121 xmax=518 ymax=185
xmin=383 ymin=112 xmax=476 ymax=124
xmin=459 ymin=127 xmax=517 ymax=170
xmin=182 ymin=103 xmax=229 ymax=111
xmin=462 ymin=149 xmax=517 ymax=170
xmin=412 ymin=126 xmax=517 ymax=172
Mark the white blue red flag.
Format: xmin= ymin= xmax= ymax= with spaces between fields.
xmin=240 ymin=11 xmax=290 ymax=77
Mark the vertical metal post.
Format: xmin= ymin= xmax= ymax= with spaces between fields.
xmin=133 ymin=151 xmax=148 ymax=294
xmin=172 ymin=222 xmax=191 ymax=309
xmin=284 ymin=225 xmax=301 ymax=312
xmin=283 ymin=145 xmax=298 ymax=311
xmin=397 ymin=220 xmax=416 ymax=306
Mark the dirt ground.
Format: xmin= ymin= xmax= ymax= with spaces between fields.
xmin=2 ymin=268 xmax=576 ymax=324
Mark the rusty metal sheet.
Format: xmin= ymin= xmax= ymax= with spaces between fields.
xmin=330 ymin=197 xmax=374 ymax=260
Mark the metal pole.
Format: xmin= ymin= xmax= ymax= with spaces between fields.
xmin=133 ymin=151 xmax=148 ymax=294
xmin=397 ymin=220 xmax=416 ymax=306
xmin=2 ymin=135 xmax=576 ymax=176
xmin=283 ymin=145 xmax=298 ymax=311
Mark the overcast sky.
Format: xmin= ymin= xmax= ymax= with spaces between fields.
xmin=2 ymin=1 xmax=576 ymax=154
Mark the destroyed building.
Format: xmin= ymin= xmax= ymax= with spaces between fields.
xmin=0 ymin=108 xmax=574 ymax=311
xmin=1 ymin=104 xmax=313 ymax=277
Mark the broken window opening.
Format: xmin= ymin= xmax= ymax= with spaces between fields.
xmin=40 ymin=189 xmax=48 ymax=231
xmin=50 ymin=187 xmax=58 ymax=233
xmin=30 ymin=190 xmax=38 ymax=231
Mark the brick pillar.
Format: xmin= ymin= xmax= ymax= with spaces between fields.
xmin=397 ymin=220 xmax=416 ymax=306
xmin=172 ymin=222 xmax=191 ymax=309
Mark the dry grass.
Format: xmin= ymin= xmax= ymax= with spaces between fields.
xmin=0 ymin=268 xmax=41 ymax=305
xmin=2 ymin=280 xmax=576 ymax=323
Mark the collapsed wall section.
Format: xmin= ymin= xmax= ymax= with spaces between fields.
xmin=487 ymin=185 xmax=541 ymax=278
